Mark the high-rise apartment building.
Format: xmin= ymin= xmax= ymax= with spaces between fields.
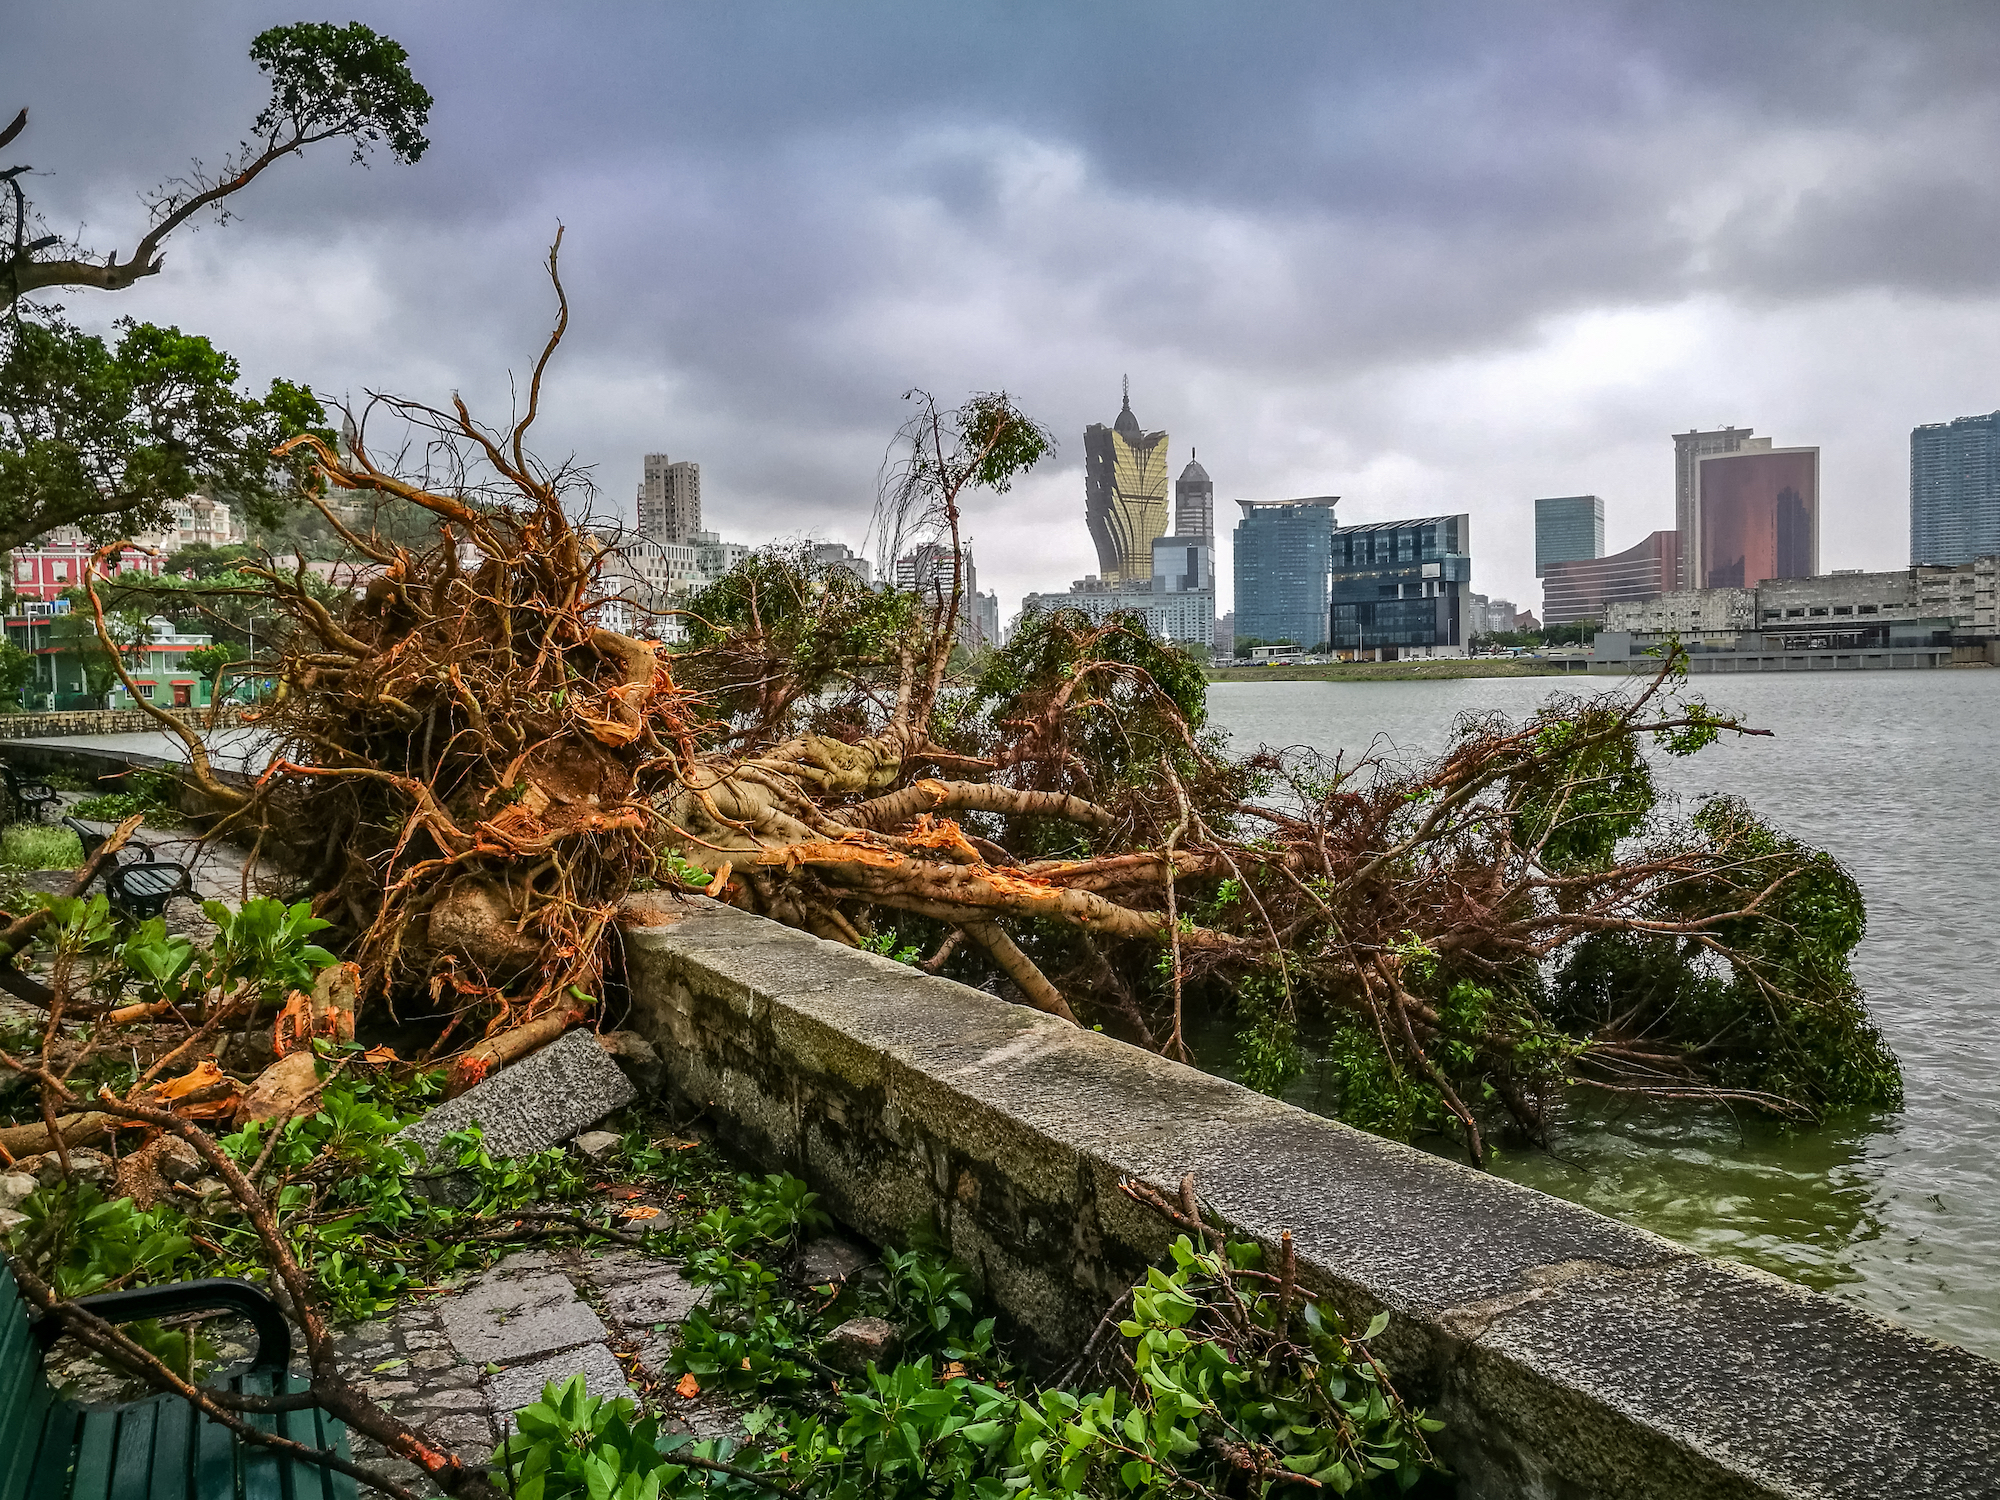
xmin=896 ymin=543 xmax=983 ymax=649
xmin=1174 ymin=455 xmax=1214 ymax=542
xmin=1533 ymin=495 xmax=1605 ymax=577
xmin=1674 ymin=428 xmax=1759 ymax=588
xmin=1083 ymin=381 xmax=1170 ymax=583
xmin=1232 ymin=498 xmax=1338 ymax=649
xmin=637 ymin=453 xmax=702 ymax=543
xmin=1911 ymin=411 xmax=2000 ymax=567
xmin=1328 ymin=514 xmax=1472 ymax=657
xmin=1541 ymin=531 xmax=1680 ymax=626
xmin=1691 ymin=446 xmax=1818 ymax=590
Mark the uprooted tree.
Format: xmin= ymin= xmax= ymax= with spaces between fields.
xmin=65 ymin=239 xmax=1898 ymax=1171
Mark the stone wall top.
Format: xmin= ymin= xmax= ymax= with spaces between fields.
xmin=619 ymin=894 xmax=2000 ymax=1500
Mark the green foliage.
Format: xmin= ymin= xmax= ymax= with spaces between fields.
xmin=1510 ymin=703 xmax=1654 ymax=871
xmin=204 ymin=896 xmax=335 ymax=1002
xmin=249 ymin=22 xmax=433 ymax=166
xmin=12 ymin=1179 xmax=195 ymax=1299
xmin=857 ymin=931 xmax=921 ymax=965
xmin=71 ymin=768 xmax=187 ymax=828
xmin=1550 ymin=797 xmax=1901 ymax=1113
xmin=1235 ymin=969 xmax=1306 ymax=1099
xmin=0 ymin=315 xmax=327 ymax=551
xmin=504 ymin=1235 xmax=1443 ymax=1499
xmin=0 ymin=640 xmax=35 ymax=711
xmin=680 ymin=545 xmax=919 ymax=730
xmin=0 ymin=822 xmax=82 ymax=871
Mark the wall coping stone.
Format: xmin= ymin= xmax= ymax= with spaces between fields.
xmin=618 ymin=894 xmax=2000 ymax=1499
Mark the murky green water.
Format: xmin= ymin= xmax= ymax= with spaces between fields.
xmin=1203 ymin=670 xmax=2000 ymax=1360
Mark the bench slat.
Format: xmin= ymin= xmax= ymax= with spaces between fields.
xmin=108 ymin=1401 xmax=158 ymax=1500
xmin=282 ymin=1378 xmax=359 ymax=1500
xmin=193 ymin=1393 xmax=235 ymax=1500
xmin=23 ymin=1406 xmax=81 ymax=1500
xmin=0 ymin=1276 xmax=53 ymax=1476
xmin=237 ymin=1370 xmax=286 ymax=1500
xmin=70 ymin=1409 xmax=120 ymax=1500
xmin=148 ymin=1395 xmax=196 ymax=1500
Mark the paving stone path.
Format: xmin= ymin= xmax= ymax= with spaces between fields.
xmin=334 ymin=1242 xmax=731 ymax=1497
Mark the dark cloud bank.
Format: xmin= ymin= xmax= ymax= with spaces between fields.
xmin=7 ymin=1 xmax=2000 ymax=611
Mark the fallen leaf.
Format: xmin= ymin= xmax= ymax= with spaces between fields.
xmin=621 ymin=1205 xmax=661 ymax=1221
xmin=675 ymin=1372 xmax=701 ymax=1399
xmin=943 ymin=1362 xmax=967 ymax=1380
xmin=361 ymin=1045 xmax=400 ymax=1066
xmin=608 ymin=1186 xmax=646 ymax=1201
xmin=372 ymin=1357 xmax=408 ymax=1373
xmin=739 ymin=1357 xmax=751 ymax=1371
xmin=154 ymin=1059 xmax=228 ymax=1101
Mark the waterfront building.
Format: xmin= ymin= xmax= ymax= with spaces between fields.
xmin=588 ymin=531 xmax=703 ymax=642
xmin=1605 ymin=556 xmax=2000 ymax=643
xmin=637 ymin=454 xmax=702 ymax=543
xmin=1175 ymin=455 xmax=1215 ymax=543
xmin=1541 ymin=530 xmax=1681 ymax=627
xmin=1327 ymin=514 xmax=1472 ymax=659
xmin=1674 ymin=427 xmax=1759 ymax=588
xmin=1233 ymin=497 xmax=1338 ymax=650
xmin=1083 ymin=381 xmax=1170 ymax=583
xmin=1467 ymin=594 xmax=1521 ymax=638
xmin=813 ymin=541 xmax=874 ymax=587
xmin=1690 ymin=445 xmax=1819 ymax=591
xmin=1534 ymin=495 xmax=1605 ymax=577
xmin=976 ymin=590 xmax=1001 ymax=649
xmin=1911 ymin=411 xmax=2000 ymax=567
xmin=1213 ymin=610 xmax=1234 ymax=660
xmin=1017 ymin=559 xmax=1214 ymax=650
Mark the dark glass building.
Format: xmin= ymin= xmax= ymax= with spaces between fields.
xmin=1533 ymin=495 xmax=1604 ymax=577
xmin=1911 ymin=411 xmax=2000 ymax=566
xmin=1692 ymin=447 xmax=1818 ymax=590
xmin=1232 ymin=498 xmax=1338 ymax=649
xmin=1175 ymin=455 xmax=1214 ymax=542
xmin=1328 ymin=514 xmax=1472 ymax=656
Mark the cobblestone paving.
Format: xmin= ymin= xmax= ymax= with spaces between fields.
xmin=336 ymin=1243 xmax=735 ymax=1498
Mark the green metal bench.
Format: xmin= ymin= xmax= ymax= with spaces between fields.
xmin=0 ymin=1260 xmax=358 ymax=1500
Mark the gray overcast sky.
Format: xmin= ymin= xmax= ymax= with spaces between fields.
xmin=8 ymin=1 xmax=2000 ymax=619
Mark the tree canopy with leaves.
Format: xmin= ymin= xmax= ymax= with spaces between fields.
xmin=2 ymin=22 xmax=430 ymax=311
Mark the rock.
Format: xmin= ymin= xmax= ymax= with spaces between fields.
xmin=38 ymin=1147 xmax=112 ymax=1186
xmin=799 ymin=1236 xmax=878 ymax=1288
xmin=394 ymin=1029 xmax=635 ymax=1196
xmin=824 ymin=1315 xmax=899 ymax=1372
xmin=187 ymin=1177 xmax=234 ymax=1212
xmin=0 ymin=1207 xmax=26 ymax=1237
xmin=599 ymin=1031 xmax=664 ymax=1095
xmin=597 ymin=1267 xmax=709 ymax=1330
xmin=154 ymin=1135 xmax=203 ymax=1184
xmin=233 ymin=1051 xmax=323 ymax=1127
xmin=0 ymin=1171 xmax=38 ymax=1210
xmin=440 ymin=1263 xmax=610 ymax=1366
xmin=572 ymin=1130 xmax=622 ymax=1162
xmin=487 ymin=1341 xmax=632 ymax=1430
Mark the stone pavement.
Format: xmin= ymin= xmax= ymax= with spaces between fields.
xmin=335 ymin=1243 xmax=731 ymax=1498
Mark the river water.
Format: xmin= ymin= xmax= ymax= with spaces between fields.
xmin=1204 ymin=670 xmax=2000 ymax=1360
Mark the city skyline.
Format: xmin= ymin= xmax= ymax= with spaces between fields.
xmin=19 ymin=6 xmax=2000 ymax=620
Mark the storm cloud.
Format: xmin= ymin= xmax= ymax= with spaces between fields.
xmin=7 ymin=1 xmax=2000 ymax=614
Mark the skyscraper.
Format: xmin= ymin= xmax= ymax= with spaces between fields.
xmin=1175 ymin=454 xmax=1214 ymax=542
xmin=1911 ymin=411 xmax=2000 ymax=566
xmin=1327 ymin=514 xmax=1472 ymax=656
xmin=1533 ymin=495 xmax=1605 ymax=577
xmin=1233 ymin=497 xmax=1337 ymax=649
xmin=1674 ymin=428 xmax=1759 ymax=588
xmin=637 ymin=454 xmax=702 ymax=543
xmin=1691 ymin=446 xmax=1818 ymax=589
xmin=1083 ymin=380 xmax=1170 ymax=583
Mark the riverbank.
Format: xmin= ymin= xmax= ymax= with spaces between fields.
xmin=1206 ymin=657 xmax=1566 ymax=682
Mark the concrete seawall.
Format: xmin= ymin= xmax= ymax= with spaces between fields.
xmin=620 ymin=893 xmax=2000 ymax=1499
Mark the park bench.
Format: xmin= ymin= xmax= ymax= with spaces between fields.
xmin=1 ymin=764 xmax=58 ymax=824
xmin=0 ymin=1260 xmax=357 ymax=1500
xmin=64 ymin=816 xmax=195 ymax=919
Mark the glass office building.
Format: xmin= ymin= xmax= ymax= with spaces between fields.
xmin=1692 ymin=447 xmax=1818 ymax=590
xmin=1328 ymin=514 xmax=1472 ymax=655
xmin=1533 ymin=495 xmax=1604 ymax=577
xmin=1911 ymin=411 xmax=2000 ymax=567
xmin=1541 ymin=530 xmax=1679 ymax=626
xmin=1232 ymin=498 xmax=1338 ymax=649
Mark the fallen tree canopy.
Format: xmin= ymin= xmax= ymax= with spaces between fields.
xmin=56 ymin=262 xmax=1898 ymax=1167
